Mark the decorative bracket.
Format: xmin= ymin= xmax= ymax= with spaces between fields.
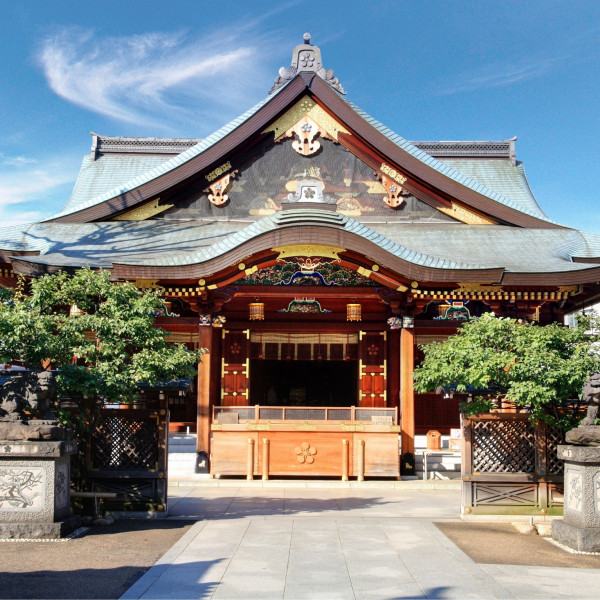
xmin=290 ymin=116 xmax=327 ymax=156
xmin=381 ymin=174 xmax=408 ymax=208
xmin=206 ymin=170 xmax=238 ymax=206
xmin=376 ymin=172 xmax=409 ymax=208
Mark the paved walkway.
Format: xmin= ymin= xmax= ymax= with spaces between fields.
xmin=121 ymin=484 xmax=600 ymax=599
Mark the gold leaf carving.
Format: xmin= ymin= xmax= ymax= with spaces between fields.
xmin=263 ymin=95 xmax=349 ymax=141
xmin=272 ymin=244 xmax=345 ymax=261
xmin=113 ymin=198 xmax=173 ymax=221
xmin=342 ymin=424 xmax=365 ymax=432
xmin=245 ymin=423 xmax=271 ymax=431
xmin=294 ymin=423 xmax=318 ymax=431
xmin=557 ymin=286 xmax=579 ymax=295
xmin=206 ymin=161 xmax=232 ymax=182
xmin=437 ymin=202 xmax=497 ymax=225
xmin=133 ymin=279 xmax=164 ymax=291
xmin=454 ymin=283 xmax=503 ymax=294
xmin=365 ymin=181 xmax=387 ymax=194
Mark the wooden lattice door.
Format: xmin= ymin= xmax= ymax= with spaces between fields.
xmin=359 ymin=331 xmax=387 ymax=407
xmin=221 ymin=329 xmax=250 ymax=406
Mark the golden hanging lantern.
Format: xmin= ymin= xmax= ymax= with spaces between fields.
xmin=249 ymin=300 xmax=265 ymax=321
xmin=346 ymin=303 xmax=362 ymax=322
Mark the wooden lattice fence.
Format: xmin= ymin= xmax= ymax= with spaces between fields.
xmin=462 ymin=413 xmax=564 ymax=513
xmin=88 ymin=407 xmax=169 ymax=514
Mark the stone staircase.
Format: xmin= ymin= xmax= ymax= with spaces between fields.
xmin=413 ymin=434 xmax=461 ymax=480
xmin=168 ymin=433 xmax=198 ymax=476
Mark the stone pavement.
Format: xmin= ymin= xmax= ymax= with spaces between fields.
xmin=121 ymin=483 xmax=600 ymax=599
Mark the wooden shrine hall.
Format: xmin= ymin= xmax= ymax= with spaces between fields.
xmin=3 ymin=34 xmax=600 ymax=479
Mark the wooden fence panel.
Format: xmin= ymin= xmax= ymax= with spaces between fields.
xmin=88 ymin=407 xmax=168 ymax=515
xmin=462 ymin=413 xmax=564 ymax=513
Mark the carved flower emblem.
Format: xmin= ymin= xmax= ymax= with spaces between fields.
xmin=301 ymin=122 xmax=312 ymax=132
xmin=295 ymin=442 xmax=317 ymax=463
xmin=299 ymin=52 xmax=315 ymax=68
xmin=367 ymin=344 xmax=379 ymax=356
xmin=230 ymin=342 xmax=241 ymax=355
xmin=390 ymin=185 xmax=397 ymax=193
xmin=304 ymin=188 xmax=316 ymax=199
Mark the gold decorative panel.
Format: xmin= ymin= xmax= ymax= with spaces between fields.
xmin=113 ymin=198 xmax=173 ymax=221
xmin=437 ymin=202 xmax=497 ymax=225
xmin=272 ymin=244 xmax=345 ymax=261
xmin=263 ymin=95 xmax=349 ymax=141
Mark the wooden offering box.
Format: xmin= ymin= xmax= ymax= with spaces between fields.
xmin=210 ymin=405 xmax=400 ymax=479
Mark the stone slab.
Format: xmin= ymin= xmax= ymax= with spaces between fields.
xmin=558 ymin=444 xmax=600 ymax=463
xmin=0 ymin=440 xmax=77 ymax=457
xmin=0 ymin=515 xmax=81 ymax=539
xmin=552 ymin=518 xmax=600 ymax=552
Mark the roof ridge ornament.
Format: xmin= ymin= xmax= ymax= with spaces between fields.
xmin=270 ymin=33 xmax=346 ymax=95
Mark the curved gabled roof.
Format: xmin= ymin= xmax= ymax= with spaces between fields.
xmin=6 ymin=210 xmax=600 ymax=286
xmin=339 ymin=97 xmax=554 ymax=223
xmin=44 ymin=71 xmax=561 ymax=229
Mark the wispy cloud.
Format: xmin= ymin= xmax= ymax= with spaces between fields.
xmin=439 ymin=55 xmax=568 ymax=95
xmin=0 ymin=153 xmax=37 ymax=167
xmin=0 ymin=157 xmax=77 ymax=225
xmin=38 ymin=23 xmax=286 ymax=133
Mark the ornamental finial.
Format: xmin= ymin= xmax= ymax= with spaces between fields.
xmin=270 ymin=35 xmax=346 ymax=95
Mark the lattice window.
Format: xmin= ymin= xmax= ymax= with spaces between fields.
xmin=472 ymin=420 xmax=535 ymax=473
xmin=92 ymin=415 xmax=158 ymax=470
xmin=546 ymin=426 xmax=565 ymax=475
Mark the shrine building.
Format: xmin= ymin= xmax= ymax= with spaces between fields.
xmin=2 ymin=35 xmax=600 ymax=479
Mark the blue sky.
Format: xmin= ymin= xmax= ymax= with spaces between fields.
xmin=0 ymin=1 xmax=598 ymax=231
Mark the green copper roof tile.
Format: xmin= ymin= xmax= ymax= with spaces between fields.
xmin=341 ymin=97 xmax=557 ymax=224
xmin=49 ymin=88 xmax=288 ymax=220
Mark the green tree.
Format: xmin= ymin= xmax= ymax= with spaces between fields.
xmin=0 ymin=268 xmax=202 ymax=424
xmin=413 ymin=312 xmax=600 ymax=430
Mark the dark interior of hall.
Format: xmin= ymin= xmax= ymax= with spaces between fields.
xmin=250 ymin=359 xmax=358 ymax=407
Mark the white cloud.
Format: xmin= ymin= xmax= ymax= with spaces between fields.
xmin=0 ymin=153 xmax=37 ymax=167
xmin=0 ymin=157 xmax=76 ymax=226
xmin=38 ymin=25 xmax=283 ymax=133
xmin=439 ymin=55 xmax=568 ymax=95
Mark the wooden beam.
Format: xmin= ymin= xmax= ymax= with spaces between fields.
xmin=400 ymin=327 xmax=415 ymax=456
xmin=196 ymin=324 xmax=213 ymax=456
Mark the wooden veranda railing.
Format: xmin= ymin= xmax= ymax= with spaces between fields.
xmin=213 ymin=405 xmax=398 ymax=424
xmin=461 ymin=413 xmax=564 ymax=513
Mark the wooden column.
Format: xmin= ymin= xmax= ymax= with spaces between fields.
xmin=196 ymin=322 xmax=213 ymax=454
xmin=400 ymin=327 xmax=415 ymax=455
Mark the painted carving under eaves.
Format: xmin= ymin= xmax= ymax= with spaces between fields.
xmin=238 ymin=262 xmax=378 ymax=287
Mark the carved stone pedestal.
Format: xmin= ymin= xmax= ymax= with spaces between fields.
xmin=0 ymin=439 xmax=80 ymax=539
xmin=552 ymin=445 xmax=600 ymax=552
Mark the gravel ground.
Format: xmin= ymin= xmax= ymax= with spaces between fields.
xmin=436 ymin=521 xmax=600 ymax=569
xmin=0 ymin=520 xmax=192 ymax=600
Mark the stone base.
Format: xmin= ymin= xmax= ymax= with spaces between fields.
xmin=0 ymin=515 xmax=81 ymax=539
xmin=553 ymin=519 xmax=600 ymax=552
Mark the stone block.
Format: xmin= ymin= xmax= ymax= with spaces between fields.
xmin=552 ymin=518 xmax=600 ymax=552
xmin=558 ymin=444 xmax=600 ymax=529
xmin=0 ymin=439 xmax=78 ymax=538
